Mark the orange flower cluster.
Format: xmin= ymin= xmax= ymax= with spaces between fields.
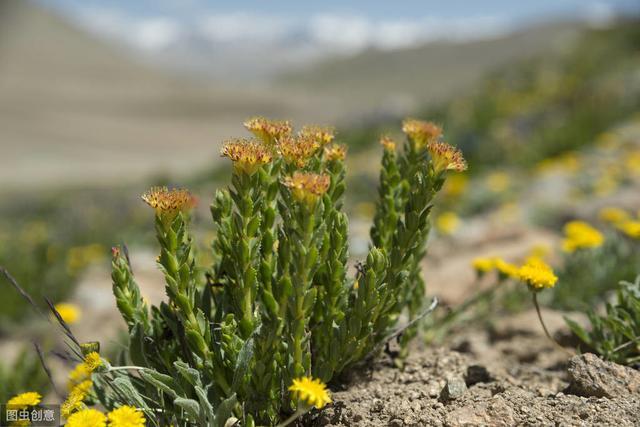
xmin=141 ymin=187 xmax=195 ymax=217
xmin=221 ymin=138 xmax=273 ymax=175
xmin=426 ymin=140 xmax=468 ymax=173
xmin=402 ymin=118 xmax=442 ymax=149
xmin=324 ymin=143 xmax=347 ymax=161
xmin=243 ymin=116 xmax=292 ymax=145
xmin=283 ymin=172 xmax=330 ymax=207
xmin=278 ymin=134 xmax=321 ymax=167
xmin=298 ymin=125 xmax=335 ymax=146
xmin=379 ymin=135 xmax=397 ymax=152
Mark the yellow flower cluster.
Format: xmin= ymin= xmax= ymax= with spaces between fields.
xmin=63 ymin=352 xmax=104 ymax=418
xmin=323 ymin=143 xmax=347 ymax=161
xmin=402 ymin=118 xmax=442 ymax=149
xmin=471 ymin=257 xmax=519 ymax=278
xmin=283 ymin=172 xmax=330 ymax=208
xmin=65 ymin=408 xmax=106 ymax=427
xmin=7 ymin=392 xmax=41 ymax=409
xmin=427 ymin=141 xmax=468 ymax=173
xmin=220 ymin=138 xmax=273 ymax=175
xmin=243 ymin=116 xmax=292 ymax=145
xmin=278 ymin=134 xmax=321 ymax=167
xmin=517 ymin=257 xmax=558 ymax=290
xmin=289 ymin=376 xmax=332 ymax=409
xmin=54 ymin=302 xmax=81 ymax=324
xmin=616 ymin=220 xmax=640 ymax=239
xmin=298 ymin=124 xmax=335 ymax=146
xmin=108 ymin=406 xmax=147 ymax=427
xmin=379 ymin=135 xmax=397 ymax=152
xmin=598 ymin=207 xmax=629 ymax=224
xmin=141 ymin=187 xmax=195 ymax=217
xmin=561 ymin=221 xmax=604 ymax=253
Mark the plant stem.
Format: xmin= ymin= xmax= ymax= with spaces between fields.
xmin=532 ymin=293 xmax=574 ymax=356
xmin=276 ymin=407 xmax=308 ymax=427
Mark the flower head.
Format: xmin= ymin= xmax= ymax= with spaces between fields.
xmin=298 ymin=125 xmax=335 ymax=146
xmin=427 ymin=141 xmax=467 ymax=173
xmin=68 ymin=362 xmax=92 ymax=390
xmin=324 ymin=143 xmax=347 ymax=162
xmin=65 ymin=408 xmax=106 ymax=427
xmin=108 ymin=405 xmax=146 ymax=427
xmin=61 ymin=392 xmax=85 ymax=418
xmin=616 ymin=220 xmax=640 ymax=239
xmin=402 ymin=118 xmax=442 ymax=149
xmin=435 ymin=212 xmax=460 ymax=235
xmin=495 ymin=258 xmax=519 ymax=278
xmin=472 ymin=257 xmax=494 ymax=273
xmin=561 ymin=221 xmax=604 ymax=253
xmin=221 ymin=138 xmax=273 ymax=175
xmin=289 ymin=377 xmax=332 ymax=409
xmin=283 ymin=172 xmax=330 ymax=208
xmin=598 ymin=207 xmax=629 ymax=224
xmin=243 ymin=116 xmax=292 ymax=145
xmin=84 ymin=352 xmax=103 ymax=372
xmin=7 ymin=392 xmax=41 ymax=409
xmin=141 ymin=187 xmax=195 ymax=218
xmin=379 ymin=135 xmax=397 ymax=152
xmin=278 ymin=135 xmax=320 ymax=167
xmin=517 ymin=257 xmax=558 ymax=290
xmin=54 ymin=302 xmax=81 ymax=324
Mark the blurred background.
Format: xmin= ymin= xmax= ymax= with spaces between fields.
xmin=0 ymin=0 xmax=639 ymax=399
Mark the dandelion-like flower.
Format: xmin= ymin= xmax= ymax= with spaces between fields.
xmin=299 ymin=125 xmax=335 ymax=146
xmin=278 ymin=135 xmax=320 ymax=167
xmin=69 ymin=379 xmax=93 ymax=401
xmin=616 ymin=220 xmax=640 ymax=239
xmin=61 ymin=392 xmax=85 ymax=418
xmin=243 ymin=116 xmax=292 ymax=145
xmin=108 ymin=405 xmax=146 ymax=427
xmin=599 ymin=207 xmax=629 ymax=224
xmin=7 ymin=392 xmax=41 ymax=409
xmin=141 ymin=187 xmax=195 ymax=219
xmin=65 ymin=408 xmax=106 ymax=427
xmin=517 ymin=257 xmax=558 ymax=290
xmin=67 ymin=362 xmax=91 ymax=390
xmin=427 ymin=141 xmax=467 ymax=173
xmin=84 ymin=351 xmax=103 ymax=372
xmin=54 ymin=302 xmax=81 ymax=324
xmin=221 ymin=138 xmax=273 ymax=175
xmin=402 ymin=118 xmax=442 ymax=149
xmin=283 ymin=172 xmax=330 ymax=208
xmin=324 ymin=143 xmax=347 ymax=161
xmin=379 ymin=135 xmax=397 ymax=152
xmin=289 ymin=377 xmax=332 ymax=409
xmin=472 ymin=257 xmax=494 ymax=273
xmin=495 ymin=258 xmax=519 ymax=279
xmin=561 ymin=221 xmax=604 ymax=253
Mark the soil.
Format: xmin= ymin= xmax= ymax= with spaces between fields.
xmin=310 ymin=324 xmax=640 ymax=427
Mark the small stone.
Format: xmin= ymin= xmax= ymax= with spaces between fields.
xmin=371 ymin=399 xmax=384 ymax=413
xmin=566 ymin=353 xmax=640 ymax=398
xmin=465 ymin=365 xmax=492 ymax=386
xmin=440 ymin=375 xmax=468 ymax=402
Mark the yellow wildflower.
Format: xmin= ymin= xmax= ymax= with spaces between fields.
xmin=289 ymin=377 xmax=332 ymax=409
xmin=401 ymin=118 xmax=442 ymax=149
xmin=68 ymin=363 xmax=92 ymax=390
xmin=598 ymin=207 xmax=629 ymax=224
xmin=107 ymin=405 xmax=146 ymax=427
xmin=485 ymin=172 xmax=510 ymax=193
xmin=323 ymin=143 xmax=347 ymax=162
xmin=61 ymin=392 xmax=85 ymax=418
xmin=298 ymin=125 xmax=335 ymax=146
xmin=7 ymin=392 xmax=41 ymax=409
xmin=495 ymin=258 xmax=519 ymax=278
xmin=54 ymin=302 xmax=81 ymax=324
xmin=435 ymin=212 xmax=460 ymax=235
xmin=283 ymin=172 xmax=330 ymax=208
xmin=472 ymin=257 xmax=494 ymax=273
xmin=221 ymin=138 xmax=273 ymax=175
xmin=70 ymin=379 xmax=93 ymax=402
xmin=379 ymin=135 xmax=397 ymax=152
xmin=84 ymin=352 xmax=103 ymax=372
xmin=616 ymin=220 xmax=640 ymax=239
xmin=278 ymin=135 xmax=320 ymax=167
xmin=141 ymin=187 xmax=195 ymax=219
xmin=65 ymin=408 xmax=106 ymax=427
xmin=517 ymin=257 xmax=558 ymax=290
xmin=427 ymin=141 xmax=467 ymax=173
xmin=243 ymin=116 xmax=292 ymax=145
xmin=561 ymin=221 xmax=604 ymax=253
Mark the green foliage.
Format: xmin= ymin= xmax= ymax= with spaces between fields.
xmin=95 ymin=119 xmax=461 ymax=425
xmin=0 ymin=347 xmax=50 ymax=402
xmin=566 ymin=275 xmax=640 ymax=366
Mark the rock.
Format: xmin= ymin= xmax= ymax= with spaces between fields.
xmin=465 ymin=365 xmax=492 ymax=386
xmin=566 ymin=353 xmax=640 ymax=398
xmin=440 ymin=376 xmax=468 ymax=402
xmin=444 ymin=400 xmax=515 ymax=427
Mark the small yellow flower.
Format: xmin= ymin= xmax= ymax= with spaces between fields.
xmin=561 ymin=221 xmax=604 ymax=253
xmin=485 ymin=172 xmax=510 ymax=193
xmin=65 ymin=408 xmax=106 ymax=427
xmin=84 ymin=352 xmax=103 ymax=372
xmin=141 ymin=187 xmax=195 ymax=218
xmin=289 ymin=377 xmax=332 ymax=409
xmin=7 ymin=392 xmax=41 ymax=409
xmin=243 ymin=116 xmax=292 ymax=145
xmin=616 ymin=220 xmax=640 ymax=239
xmin=278 ymin=134 xmax=320 ymax=167
xmin=323 ymin=143 xmax=347 ymax=162
xmin=598 ymin=207 xmax=629 ymax=224
xmin=283 ymin=172 xmax=330 ymax=208
xmin=435 ymin=212 xmax=460 ymax=235
xmin=472 ymin=257 xmax=494 ymax=273
xmin=68 ymin=363 xmax=92 ymax=390
xmin=70 ymin=379 xmax=93 ymax=401
xmin=54 ymin=302 xmax=81 ymax=324
xmin=107 ymin=405 xmax=146 ymax=427
xmin=61 ymin=392 xmax=85 ymax=418
xmin=402 ymin=118 xmax=442 ymax=149
xmin=517 ymin=257 xmax=558 ymax=290
xmin=221 ymin=138 xmax=273 ymax=175
xmin=298 ymin=125 xmax=335 ymax=146
xmin=379 ymin=135 xmax=397 ymax=152
xmin=427 ymin=141 xmax=467 ymax=173
xmin=495 ymin=258 xmax=519 ymax=278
